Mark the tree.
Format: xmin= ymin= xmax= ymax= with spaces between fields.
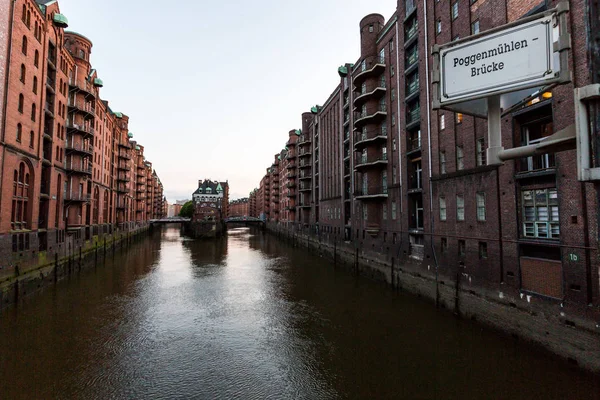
xmin=179 ymin=201 xmax=194 ymax=218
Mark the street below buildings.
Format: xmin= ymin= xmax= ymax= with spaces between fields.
xmin=0 ymin=225 xmax=598 ymax=399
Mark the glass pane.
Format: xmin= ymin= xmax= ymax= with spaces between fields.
xmin=550 ymin=223 xmax=560 ymax=238
xmin=524 ymin=207 xmax=536 ymax=221
xmin=537 ymin=206 xmax=548 ymax=221
xmin=535 ymin=190 xmax=548 ymax=205
xmin=524 ymin=223 xmax=535 ymax=236
xmin=550 ymin=206 xmax=559 ymax=221
xmin=536 ymin=222 xmax=549 ymax=238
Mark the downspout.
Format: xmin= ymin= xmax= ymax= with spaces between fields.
xmin=423 ymin=0 xmax=442 ymax=306
xmin=395 ymin=20 xmax=403 ymax=222
xmin=0 ymin=0 xmax=17 ymax=230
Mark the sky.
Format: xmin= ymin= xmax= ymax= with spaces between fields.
xmin=57 ymin=0 xmax=398 ymax=202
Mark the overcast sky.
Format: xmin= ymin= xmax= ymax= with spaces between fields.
xmin=57 ymin=0 xmax=397 ymax=201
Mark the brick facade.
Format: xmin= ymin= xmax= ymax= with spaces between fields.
xmin=0 ymin=0 xmax=165 ymax=273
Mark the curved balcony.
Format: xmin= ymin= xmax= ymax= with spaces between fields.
xmin=286 ymin=162 xmax=296 ymax=170
xmin=118 ymin=150 xmax=131 ymax=160
xmin=354 ymin=128 xmax=388 ymax=150
xmin=354 ymin=186 xmax=389 ymax=200
xmin=64 ymin=193 xmax=90 ymax=203
xmin=299 ymin=161 xmax=312 ymax=169
xmin=353 ymin=81 xmax=386 ymax=107
xmin=66 ymin=142 xmax=93 ymax=156
xmin=355 ymin=153 xmax=388 ymax=171
xmin=66 ymin=120 xmax=95 ymax=138
xmin=299 ymin=185 xmax=311 ymax=192
xmin=69 ymin=80 xmax=96 ymax=98
xmin=117 ymin=173 xmax=131 ymax=183
xmin=354 ymin=104 xmax=387 ymax=129
xmin=298 ymin=150 xmax=312 ymax=158
xmin=298 ymin=135 xmax=311 ymax=145
xmin=68 ymin=99 xmax=96 ymax=119
xmin=66 ymin=163 xmax=92 ymax=175
xmin=353 ymin=56 xmax=386 ymax=85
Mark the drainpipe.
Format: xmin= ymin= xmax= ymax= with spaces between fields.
xmin=423 ymin=0 xmax=442 ymax=306
xmin=395 ymin=20 xmax=403 ymax=222
xmin=0 ymin=0 xmax=17 ymax=230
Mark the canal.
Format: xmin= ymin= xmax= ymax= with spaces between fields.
xmin=0 ymin=226 xmax=598 ymax=399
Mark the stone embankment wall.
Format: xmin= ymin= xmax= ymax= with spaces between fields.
xmin=266 ymin=224 xmax=600 ymax=373
xmin=0 ymin=224 xmax=151 ymax=310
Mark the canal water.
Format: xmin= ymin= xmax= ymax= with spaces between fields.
xmin=0 ymin=226 xmax=598 ymax=399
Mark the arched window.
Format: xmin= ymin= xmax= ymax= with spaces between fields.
xmin=93 ymin=187 xmax=100 ymax=224
xmin=33 ymin=76 xmax=37 ymax=94
xmin=55 ymin=174 xmax=62 ymax=228
xmin=34 ymin=50 xmax=39 ymax=67
xmin=18 ymin=94 xmax=24 ymax=113
xmin=20 ymin=64 xmax=26 ymax=83
xmin=22 ymin=36 xmax=27 ymax=55
xmin=31 ymin=103 xmax=36 ymax=121
xmin=34 ymin=22 xmax=37 ymax=38
xmin=29 ymin=131 xmax=34 ymax=148
xmin=12 ymin=162 xmax=32 ymax=230
xmin=103 ymin=191 xmax=109 ymax=223
xmin=16 ymin=123 xmax=22 ymax=142
xmin=22 ymin=5 xmax=26 ymax=23
xmin=26 ymin=11 xmax=30 ymax=28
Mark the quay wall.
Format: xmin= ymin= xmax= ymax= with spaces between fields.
xmin=265 ymin=223 xmax=600 ymax=373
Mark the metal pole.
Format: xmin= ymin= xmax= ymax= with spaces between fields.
xmin=487 ymin=96 xmax=504 ymax=165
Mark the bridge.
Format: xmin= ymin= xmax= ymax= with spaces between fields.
xmin=150 ymin=217 xmax=191 ymax=224
xmin=224 ymin=216 xmax=265 ymax=226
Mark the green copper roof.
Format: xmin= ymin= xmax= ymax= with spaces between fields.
xmin=311 ymin=105 xmax=320 ymax=114
xmin=294 ymin=129 xmax=301 ymax=135
xmin=135 ymin=145 xmax=141 ymax=150
xmin=338 ymin=66 xmax=348 ymax=77
xmin=53 ymin=13 xmax=69 ymax=28
xmin=93 ymin=78 xmax=103 ymax=87
xmin=114 ymin=112 xmax=123 ymax=118
xmin=127 ymin=132 xmax=134 ymax=138
xmin=216 ymin=183 xmax=223 ymax=192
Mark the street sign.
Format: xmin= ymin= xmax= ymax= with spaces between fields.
xmin=439 ymin=15 xmax=558 ymax=105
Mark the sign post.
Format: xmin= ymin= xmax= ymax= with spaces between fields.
xmin=432 ymin=2 xmax=571 ymax=165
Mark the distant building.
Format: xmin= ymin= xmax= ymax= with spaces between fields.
xmin=229 ymin=198 xmax=249 ymax=218
xmin=192 ymin=180 xmax=229 ymax=222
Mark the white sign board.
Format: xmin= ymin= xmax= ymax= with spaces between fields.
xmin=439 ymin=15 xmax=558 ymax=105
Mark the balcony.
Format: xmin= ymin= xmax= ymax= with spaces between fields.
xmin=353 ymin=80 xmax=387 ymax=106
xmin=354 ymin=128 xmax=388 ymax=150
xmin=286 ymin=182 xmax=296 ymax=188
xmin=298 ymin=135 xmax=311 ymax=145
xmin=117 ymin=173 xmax=131 ymax=182
xmin=299 ymin=173 xmax=311 ymax=180
xmin=298 ymin=149 xmax=312 ymax=158
xmin=116 ymin=185 xmax=129 ymax=193
xmin=407 ymin=135 xmax=422 ymax=154
xmin=354 ymin=104 xmax=387 ymax=128
xmin=117 ymin=161 xmax=129 ymax=170
xmin=66 ymin=120 xmax=95 ymax=137
xmin=354 ymin=186 xmax=389 ymax=200
xmin=46 ymin=76 xmax=56 ymax=92
xmin=66 ymin=163 xmax=92 ymax=175
xmin=405 ymin=77 xmax=420 ymax=99
xmin=299 ymin=184 xmax=311 ymax=192
xmin=68 ymin=99 xmax=96 ymax=119
xmin=64 ymin=192 xmax=90 ymax=202
xmin=118 ymin=150 xmax=131 ymax=160
xmin=404 ymin=16 xmax=418 ymax=43
xmin=44 ymin=101 xmax=55 ymax=117
xmin=288 ymin=173 xmax=297 ymax=179
xmin=519 ymin=153 xmax=556 ymax=174
xmin=69 ymin=79 xmax=96 ymax=98
xmin=406 ymin=106 xmax=421 ymax=129
xmin=355 ymin=153 xmax=388 ymax=170
xmin=287 ymin=191 xmax=296 ymax=197
xmin=286 ymin=162 xmax=296 ymax=169
xmin=299 ymin=160 xmax=312 ymax=169
xmin=66 ymin=142 xmax=93 ymax=156
xmin=405 ymin=48 xmax=419 ymax=71
xmin=353 ymin=55 xmax=386 ymax=85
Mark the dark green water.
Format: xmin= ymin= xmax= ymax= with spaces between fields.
xmin=0 ymin=226 xmax=598 ymax=399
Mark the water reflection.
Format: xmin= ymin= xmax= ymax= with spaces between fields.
xmin=0 ymin=226 xmax=597 ymax=399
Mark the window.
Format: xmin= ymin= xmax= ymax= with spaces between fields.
xmin=16 ymin=123 xmax=22 ymax=142
xmin=363 ymin=205 xmax=368 ymax=221
xmin=476 ymin=138 xmax=486 ymax=166
xmin=456 ymin=146 xmax=464 ymax=170
xmin=11 ymin=162 xmax=31 ymax=230
xmin=392 ymin=201 xmax=397 ymax=220
xmin=472 ymin=20 xmax=480 ymax=35
xmin=522 ymin=189 xmax=559 ymax=239
xmin=21 ymin=36 xmax=27 ymax=55
xmin=458 ymin=240 xmax=466 ymax=257
xmin=31 ymin=103 xmax=36 ymax=121
xmin=382 ymin=170 xmax=388 ymax=193
xmin=452 ymin=2 xmax=459 ymax=19
xmin=33 ymin=76 xmax=37 ymax=94
xmin=29 ymin=131 xmax=34 ymax=148
xmin=34 ymin=50 xmax=39 ymax=67
xmin=389 ymin=40 xmax=394 ymax=53
xmin=440 ymin=151 xmax=446 ymax=174
xmin=369 ymin=24 xmax=374 ymax=33
xmin=457 ymin=195 xmax=465 ymax=221
xmin=479 ymin=242 xmax=488 ymax=259
xmin=436 ymin=20 xmax=442 ymax=34
xmin=441 ymin=238 xmax=448 ymax=253
xmin=22 ymin=5 xmax=26 ymax=23
xmin=476 ymin=192 xmax=486 ymax=221
xmin=383 ymin=203 xmax=388 ymax=220
xmin=391 ymin=65 xmax=395 ymax=77
xmin=18 ymin=94 xmax=24 ymax=113
xmin=20 ymin=64 xmax=26 ymax=83
xmin=379 ymin=48 xmax=385 ymax=63
xmin=440 ymin=197 xmax=447 ymax=221
xmin=456 ymin=113 xmax=463 ymax=124
xmin=440 ymin=114 xmax=445 ymax=130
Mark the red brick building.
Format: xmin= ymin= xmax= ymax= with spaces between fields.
xmin=252 ymin=0 xmax=600 ymax=367
xmin=0 ymin=0 xmax=165 ymax=269
xmin=228 ymin=198 xmax=249 ymax=218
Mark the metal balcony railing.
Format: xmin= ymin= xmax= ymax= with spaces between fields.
xmin=66 ymin=142 xmax=94 ymax=155
xmin=355 ymin=104 xmax=387 ymax=121
xmin=407 ymin=136 xmax=421 ymax=152
xmin=355 ymin=128 xmax=388 ymax=145
xmin=354 ymin=186 xmax=389 ymax=197
xmin=66 ymin=163 xmax=92 ymax=175
xmin=406 ymin=49 xmax=418 ymax=69
xmin=66 ymin=120 xmax=95 ymax=136
xmin=356 ymin=152 xmax=388 ymax=166
xmin=406 ymin=107 xmax=420 ymax=126
xmin=64 ymin=192 xmax=90 ymax=202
